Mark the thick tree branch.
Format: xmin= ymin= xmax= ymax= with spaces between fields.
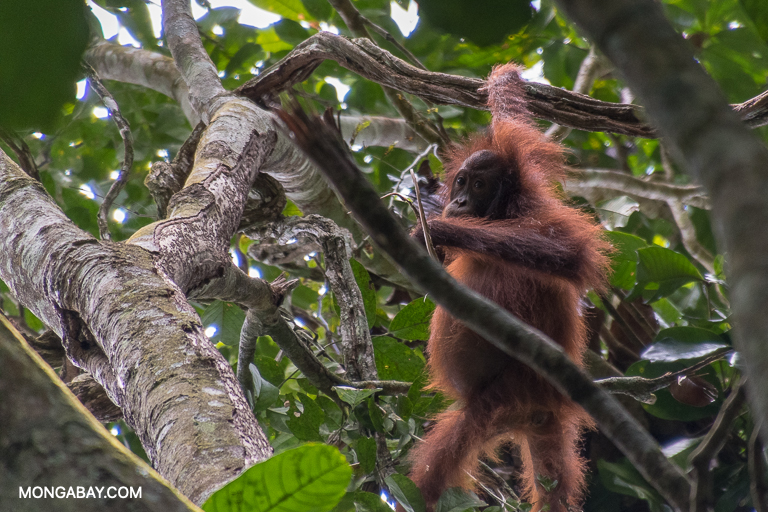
xmin=241 ymin=32 xmax=768 ymax=138
xmin=84 ymin=39 xmax=197 ymax=125
xmin=566 ymin=168 xmax=709 ymax=209
xmin=0 ymin=314 xmax=202 ymax=512
xmin=161 ymin=0 xmax=226 ymax=117
xmin=0 ymin=151 xmax=270 ymax=504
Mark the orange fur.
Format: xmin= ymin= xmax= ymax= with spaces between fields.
xmin=407 ymin=64 xmax=610 ymax=512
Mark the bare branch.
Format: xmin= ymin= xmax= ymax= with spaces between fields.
xmin=596 ymin=348 xmax=732 ymax=404
xmin=82 ymin=63 xmax=135 ymax=240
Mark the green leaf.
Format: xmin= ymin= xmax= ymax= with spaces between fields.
xmin=0 ymin=0 xmax=89 ymax=130
xmin=367 ymin=397 xmax=386 ymax=433
xmin=373 ymin=336 xmax=425 ymax=381
xmin=100 ymin=0 xmax=157 ymax=48
xmin=334 ymin=386 xmax=380 ymax=407
xmin=641 ymin=327 xmax=729 ymax=363
xmin=606 ymin=231 xmax=646 ymax=265
xmin=286 ymin=394 xmax=325 ymax=442
xmin=597 ymin=196 xmax=640 ymax=230
xmin=351 ymin=259 xmax=377 ymax=329
xmin=417 ymin=0 xmax=533 ymax=47
xmin=24 ymin=309 xmax=45 ymax=332
xmin=256 ymin=26 xmax=294 ymax=52
xmin=389 ymin=298 xmax=435 ymax=341
xmin=196 ymin=7 xmax=240 ymax=32
xmin=293 ymin=284 xmax=320 ymax=310
xmin=353 ymin=437 xmax=377 ymax=474
xmin=249 ymin=0 xmax=311 ymax=21
xmin=435 ymin=488 xmax=486 ymax=512
xmin=273 ymin=18 xmax=310 ymax=46
xmin=203 ymin=444 xmax=352 ymax=512
xmin=385 ymin=474 xmax=426 ymax=512
xmin=249 ymin=363 xmax=280 ymax=412
xmin=301 ymin=0 xmax=332 ymax=21
xmin=597 ymin=459 xmax=665 ymax=511
xmin=225 ymin=43 xmax=264 ymax=77
xmin=739 ymin=0 xmax=768 ymax=44
xmin=632 ymin=246 xmax=703 ymax=301
xmin=254 ymin=354 xmax=287 ymax=386
xmin=201 ymin=301 xmax=246 ymax=346
xmin=351 ymin=492 xmax=394 ymax=512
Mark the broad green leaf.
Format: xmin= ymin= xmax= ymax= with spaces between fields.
xmin=301 ymin=0 xmax=332 ymax=21
xmin=597 ymin=196 xmax=640 ymax=230
xmin=293 ymin=284 xmax=320 ymax=310
xmin=353 ymin=437 xmax=377 ymax=474
xmin=372 ymin=336 xmax=425 ymax=381
xmin=386 ymin=474 xmax=426 ymax=512
xmin=632 ymin=246 xmax=703 ymax=301
xmin=0 ymin=0 xmax=89 ymax=130
xmin=351 ymin=259 xmax=377 ymax=328
xmin=435 ymin=488 xmax=486 ymax=512
xmin=605 ymin=232 xmax=646 ymax=289
xmin=249 ymin=0 xmax=311 ymax=21
xmin=286 ymin=394 xmax=325 ymax=442
xmin=99 ymin=0 xmax=157 ymax=47
xmin=597 ymin=460 xmax=665 ymax=512
xmin=274 ymin=19 xmax=311 ymax=46
xmin=640 ymin=327 xmax=729 ymax=362
xmin=256 ymin=26 xmax=294 ymax=52
xmin=203 ymin=444 xmax=352 ymax=512
xmin=196 ymin=7 xmax=241 ymax=32
xmin=249 ymin=363 xmax=280 ymax=412
xmin=334 ymin=386 xmax=380 ymax=407
xmin=367 ymin=397 xmax=386 ymax=433
xmin=254 ymin=354 xmax=287 ymax=386
xmin=389 ymin=298 xmax=435 ymax=340
xmin=348 ymin=491 xmax=394 ymax=512
xmin=225 ymin=43 xmax=265 ymax=77
xmin=606 ymin=231 xmax=646 ymax=264
xmin=201 ymin=301 xmax=246 ymax=346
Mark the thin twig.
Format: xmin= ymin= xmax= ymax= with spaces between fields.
xmin=82 ymin=62 xmax=134 ymax=240
xmin=601 ymin=295 xmax=647 ymax=351
xmin=410 ymin=169 xmax=437 ymax=260
xmin=359 ymin=17 xmax=426 ymax=71
xmin=596 ymin=348 xmax=732 ymax=404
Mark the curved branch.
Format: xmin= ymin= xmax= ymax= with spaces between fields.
xmin=241 ymin=32 xmax=768 ymax=138
xmin=566 ymin=168 xmax=709 ymax=208
xmin=82 ymin=62 xmax=135 ymax=241
xmin=162 ymin=0 xmax=226 ymax=116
